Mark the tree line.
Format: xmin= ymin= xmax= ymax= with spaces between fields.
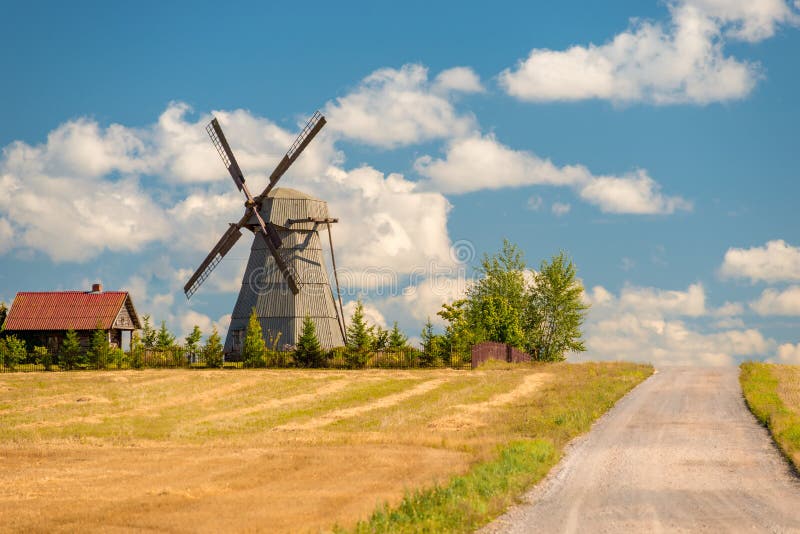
xmin=1 ymin=240 xmax=588 ymax=369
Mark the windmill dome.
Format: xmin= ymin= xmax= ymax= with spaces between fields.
xmin=266 ymin=187 xmax=318 ymax=200
xmin=260 ymin=187 xmax=330 ymax=230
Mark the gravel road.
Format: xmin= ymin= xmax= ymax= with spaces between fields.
xmin=483 ymin=366 xmax=800 ymax=533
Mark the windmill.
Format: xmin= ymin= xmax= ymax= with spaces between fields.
xmin=184 ymin=111 xmax=346 ymax=355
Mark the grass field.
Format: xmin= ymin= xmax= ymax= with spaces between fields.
xmin=0 ymin=362 xmax=651 ymax=533
xmin=740 ymin=362 xmax=800 ymax=471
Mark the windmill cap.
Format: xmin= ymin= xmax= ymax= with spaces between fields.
xmin=267 ymin=187 xmax=317 ymax=200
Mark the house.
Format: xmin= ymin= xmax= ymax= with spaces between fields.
xmin=2 ymin=284 xmax=141 ymax=352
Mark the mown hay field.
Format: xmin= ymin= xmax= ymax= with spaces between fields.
xmin=0 ymin=363 xmax=651 ymax=533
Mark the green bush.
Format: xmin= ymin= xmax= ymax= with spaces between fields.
xmin=0 ymin=335 xmax=26 ymax=370
xmin=111 ymin=347 xmax=127 ymax=369
xmin=130 ymin=348 xmax=143 ymax=369
xmin=33 ymin=346 xmax=52 ymax=370
xmin=344 ymin=348 xmax=368 ymax=369
xmin=203 ymin=327 xmax=224 ymax=368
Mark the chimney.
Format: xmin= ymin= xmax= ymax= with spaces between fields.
xmin=91 ymin=283 xmax=103 ymax=293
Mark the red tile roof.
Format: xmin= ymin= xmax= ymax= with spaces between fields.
xmin=3 ymin=291 xmax=139 ymax=331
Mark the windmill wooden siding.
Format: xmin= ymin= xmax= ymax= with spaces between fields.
xmin=2 ymin=285 xmax=142 ymax=352
xmin=225 ymin=188 xmax=345 ymax=355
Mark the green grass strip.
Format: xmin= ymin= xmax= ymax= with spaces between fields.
xmin=343 ymin=439 xmax=556 ymax=534
xmin=740 ymin=361 xmax=800 ymax=471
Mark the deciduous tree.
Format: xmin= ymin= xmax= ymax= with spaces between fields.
xmin=527 ymin=252 xmax=589 ymax=361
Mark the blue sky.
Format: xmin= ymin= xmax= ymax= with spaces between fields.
xmin=1 ymin=0 xmax=799 ymax=365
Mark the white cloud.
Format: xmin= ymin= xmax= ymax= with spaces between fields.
xmin=552 ymin=202 xmax=571 ymax=216
xmin=774 ymin=342 xmax=800 ymax=364
xmin=168 ymin=191 xmax=243 ymax=252
xmin=712 ymin=301 xmax=745 ymax=317
xmin=578 ymin=171 xmax=693 ymax=214
xmin=583 ymin=283 xmax=771 ymax=366
xmin=614 ymin=283 xmax=706 ymax=317
xmin=0 ymin=160 xmax=169 ymax=262
xmin=324 ymin=64 xmax=477 ymax=148
xmin=526 ymin=195 xmax=543 ymax=211
xmin=499 ymin=1 xmax=798 ymax=104
xmin=415 ymin=134 xmax=690 ymax=215
xmin=432 ymin=66 xmax=485 ymax=94
xmin=750 ymin=286 xmax=800 ymax=315
xmin=0 ymin=102 xmax=455 ymax=278
xmin=684 ymin=0 xmax=799 ymax=41
xmin=415 ymin=134 xmax=589 ymax=193
xmin=720 ymin=240 xmax=800 ymax=283
xmin=307 ymin=166 xmax=454 ymax=278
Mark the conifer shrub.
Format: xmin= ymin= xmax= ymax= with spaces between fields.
xmin=294 ymin=315 xmax=326 ymax=368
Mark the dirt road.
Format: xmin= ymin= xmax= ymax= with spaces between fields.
xmin=484 ymin=367 xmax=800 ymax=533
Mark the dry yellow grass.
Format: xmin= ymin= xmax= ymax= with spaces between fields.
xmin=0 ymin=364 xmax=649 ymax=532
xmin=775 ymin=365 xmax=800 ymax=413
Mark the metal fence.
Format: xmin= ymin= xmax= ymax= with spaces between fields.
xmin=0 ymin=346 xmax=472 ymax=373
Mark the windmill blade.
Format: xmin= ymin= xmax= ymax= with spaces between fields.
xmin=184 ymin=224 xmax=244 ymax=299
xmin=256 ymin=111 xmax=326 ymax=201
xmin=250 ymin=211 xmax=300 ymax=295
xmin=207 ymin=117 xmax=246 ymax=192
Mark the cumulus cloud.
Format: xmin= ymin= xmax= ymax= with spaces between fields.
xmin=775 ymin=342 xmax=800 ymax=364
xmin=552 ymin=202 xmax=571 ymax=216
xmin=750 ymin=286 xmax=800 ymax=315
xmin=499 ymin=1 xmax=798 ymax=104
xmin=720 ymin=240 xmax=800 ymax=283
xmin=0 ymin=102 xmax=455 ymax=279
xmin=415 ymin=134 xmax=690 ymax=215
xmin=578 ymin=171 xmax=693 ymax=214
xmin=324 ymin=64 xmax=478 ymax=148
xmin=583 ymin=282 xmax=770 ymax=366
xmin=526 ymin=195 xmax=543 ymax=211
xmin=432 ymin=66 xmax=485 ymax=94
xmin=686 ymin=0 xmax=799 ymax=41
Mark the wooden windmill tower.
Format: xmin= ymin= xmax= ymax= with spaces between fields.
xmin=183 ymin=112 xmax=346 ymax=354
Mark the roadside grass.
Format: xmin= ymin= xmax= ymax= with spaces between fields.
xmin=740 ymin=362 xmax=800 ymax=470
xmin=344 ymin=361 xmax=653 ymax=533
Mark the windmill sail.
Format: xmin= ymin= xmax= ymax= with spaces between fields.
xmin=258 ymin=111 xmax=326 ymax=201
xmin=184 ymin=224 xmax=243 ymax=298
xmin=207 ymin=118 xmax=246 ymax=191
